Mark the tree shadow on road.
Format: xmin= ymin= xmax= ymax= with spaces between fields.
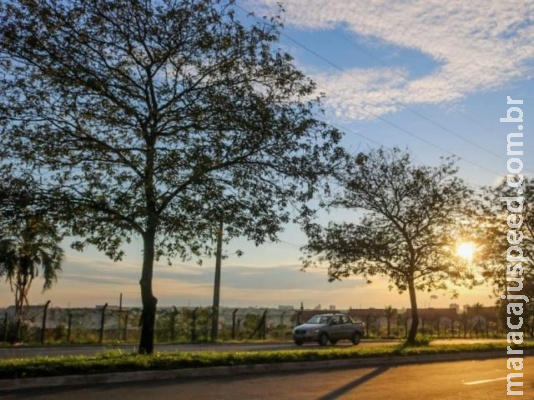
xmin=317 ymin=366 xmax=390 ymax=400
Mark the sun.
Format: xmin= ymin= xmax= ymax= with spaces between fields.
xmin=456 ymin=242 xmax=475 ymax=262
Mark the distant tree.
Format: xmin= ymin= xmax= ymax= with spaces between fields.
xmin=0 ymin=0 xmax=343 ymax=353
xmin=383 ymin=305 xmax=397 ymax=338
xmin=0 ymin=215 xmax=63 ymax=340
xmin=478 ymin=178 xmax=534 ymax=285
xmin=475 ymin=178 xmax=534 ymax=335
xmin=459 ymin=310 xmax=468 ymax=338
xmin=470 ymin=302 xmax=484 ymax=314
xmin=469 ymin=302 xmax=485 ymax=338
xmin=302 ymin=148 xmax=478 ymax=345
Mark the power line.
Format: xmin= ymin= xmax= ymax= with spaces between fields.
xmin=335 ymin=31 xmax=506 ymax=162
xmin=278 ymin=32 xmax=501 ymax=176
xmin=234 ymin=3 xmax=505 ymax=176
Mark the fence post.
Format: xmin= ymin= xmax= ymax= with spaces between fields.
xmin=296 ymin=311 xmax=302 ymax=326
xmin=169 ymin=306 xmax=177 ymax=342
xmin=41 ymin=300 xmax=51 ymax=345
xmin=250 ymin=310 xmax=268 ymax=340
xmin=118 ymin=293 xmax=122 ymax=341
xmin=99 ymin=303 xmax=108 ymax=344
xmin=232 ymin=309 xmax=238 ymax=339
xmin=191 ymin=308 xmax=198 ymax=342
xmin=67 ymin=313 xmax=72 ymax=343
xmin=123 ymin=310 xmax=129 ymax=341
xmin=280 ymin=311 xmax=286 ymax=340
xmin=261 ymin=309 xmax=267 ymax=340
xmin=3 ymin=312 xmax=7 ymax=342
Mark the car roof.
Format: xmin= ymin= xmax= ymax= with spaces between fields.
xmin=312 ymin=313 xmax=343 ymax=317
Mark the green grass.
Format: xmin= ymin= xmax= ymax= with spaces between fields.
xmin=1 ymin=341 xmax=532 ymax=380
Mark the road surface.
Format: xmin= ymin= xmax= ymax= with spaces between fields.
xmin=3 ymin=357 xmax=531 ymax=399
xmin=0 ymin=339 xmax=506 ymax=359
xmin=0 ymin=341 xmax=399 ymax=359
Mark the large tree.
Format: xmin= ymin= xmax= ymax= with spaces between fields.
xmin=302 ymin=147 xmax=478 ymax=344
xmin=0 ymin=214 xmax=63 ymax=341
xmin=0 ymin=0 xmax=343 ymax=353
xmin=477 ymin=178 xmax=534 ymax=288
xmin=476 ymin=178 xmax=534 ymax=336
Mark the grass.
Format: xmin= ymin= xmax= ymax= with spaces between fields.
xmin=1 ymin=341 xmax=532 ymax=380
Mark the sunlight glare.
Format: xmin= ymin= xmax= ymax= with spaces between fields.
xmin=456 ymin=242 xmax=475 ymax=262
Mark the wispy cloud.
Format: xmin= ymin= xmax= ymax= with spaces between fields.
xmin=0 ymin=253 xmax=370 ymax=308
xmin=253 ymin=0 xmax=534 ymax=119
xmin=1 ymin=252 xmax=488 ymax=310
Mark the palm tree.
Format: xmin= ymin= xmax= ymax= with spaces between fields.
xmin=384 ymin=306 xmax=398 ymax=338
xmin=0 ymin=215 xmax=63 ymax=340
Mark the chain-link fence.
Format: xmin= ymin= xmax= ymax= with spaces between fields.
xmin=0 ymin=305 xmax=296 ymax=345
xmin=0 ymin=304 xmax=519 ymax=345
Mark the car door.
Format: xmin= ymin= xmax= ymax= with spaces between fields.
xmin=339 ymin=314 xmax=353 ymax=339
xmin=329 ymin=315 xmax=343 ymax=340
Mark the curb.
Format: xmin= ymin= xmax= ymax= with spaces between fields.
xmin=1 ymin=350 xmax=531 ymax=392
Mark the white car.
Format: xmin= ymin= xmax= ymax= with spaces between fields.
xmin=292 ymin=313 xmax=365 ymax=346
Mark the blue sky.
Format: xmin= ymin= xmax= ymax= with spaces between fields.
xmin=2 ymin=0 xmax=533 ymax=311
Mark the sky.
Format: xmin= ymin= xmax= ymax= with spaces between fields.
xmin=2 ymin=0 xmax=533 ymax=312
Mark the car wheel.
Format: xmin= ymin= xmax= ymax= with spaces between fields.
xmin=351 ymin=332 xmax=362 ymax=345
xmin=294 ymin=340 xmax=304 ymax=346
xmin=330 ymin=339 xmax=338 ymax=345
xmin=318 ymin=332 xmax=329 ymax=346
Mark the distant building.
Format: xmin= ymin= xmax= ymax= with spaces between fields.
xmin=449 ymin=303 xmax=460 ymax=313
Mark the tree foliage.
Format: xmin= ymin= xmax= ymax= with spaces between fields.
xmin=0 ymin=0 xmax=343 ymax=353
xmin=476 ymin=177 xmax=534 ymax=335
xmin=477 ymin=178 xmax=534 ymax=289
xmin=302 ymin=147 xmax=477 ymax=344
xmin=0 ymin=214 xmax=63 ymax=339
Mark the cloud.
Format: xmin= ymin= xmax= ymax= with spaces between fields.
xmin=0 ymin=251 xmax=492 ymax=311
xmin=0 ymin=251 xmax=369 ymax=308
xmin=252 ymin=0 xmax=534 ymax=119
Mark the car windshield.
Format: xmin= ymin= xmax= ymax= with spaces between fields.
xmin=307 ymin=315 xmax=331 ymax=324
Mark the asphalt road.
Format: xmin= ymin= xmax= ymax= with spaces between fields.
xmin=0 ymin=341 xmax=399 ymax=359
xmin=0 ymin=339 xmax=506 ymax=359
xmin=3 ymin=357 xmax=531 ymax=399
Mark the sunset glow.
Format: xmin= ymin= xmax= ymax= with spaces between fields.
xmin=456 ymin=242 xmax=475 ymax=262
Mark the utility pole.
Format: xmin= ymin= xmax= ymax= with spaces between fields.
xmin=211 ymin=219 xmax=224 ymax=342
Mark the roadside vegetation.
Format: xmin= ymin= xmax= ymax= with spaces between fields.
xmin=1 ymin=341 xmax=532 ymax=380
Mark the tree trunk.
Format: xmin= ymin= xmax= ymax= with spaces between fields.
xmin=139 ymin=228 xmax=158 ymax=354
xmin=15 ymin=287 xmax=23 ymax=343
xmin=406 ymin=280 xmax=419 ymax=345
xmin=14 ymin=275 xmax=28 ymax=343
